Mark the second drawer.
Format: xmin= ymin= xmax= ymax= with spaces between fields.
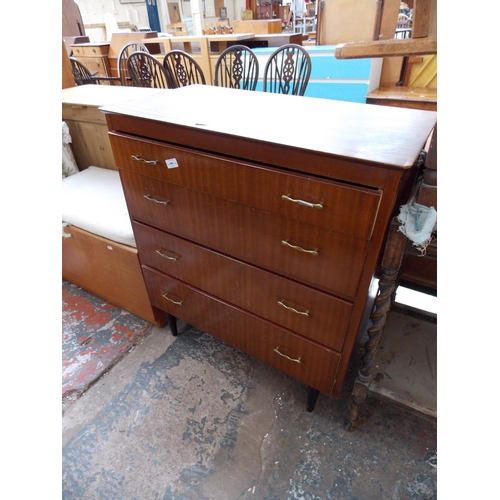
xmin=134 ymin=222 xmax=353 ymax=351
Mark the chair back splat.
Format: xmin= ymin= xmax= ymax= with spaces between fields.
xmin=214 ymin=45 xmax=259 ymax=91
xmin=163 ymin=50 xmax=206 ymax=88
xmin=117 ymin=42 xmax=149 ymax=86
xmin=127 ymin=51 xmax=170 ymax=88
xmin=263 ymin=44 xmax=312 ymax=96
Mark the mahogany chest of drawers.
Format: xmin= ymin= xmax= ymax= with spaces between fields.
xmin=102 ymin=85 xmax=436 ymax=400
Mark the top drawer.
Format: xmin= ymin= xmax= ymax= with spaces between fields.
xmin=71 ymin=44 xmax=110 ymax=56
xmin=109 ymin=133 xmax=382 ymax=240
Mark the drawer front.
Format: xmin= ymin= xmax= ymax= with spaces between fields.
xmin=72 ymin=45 xmax=109 ymax=56
xmin=142 ymin=266 xmax=341 ymax=394
xmin=80 ymin=57 xmax=110 ymax=76
xmin=121 ymin=170 xmax=369 ymax=298
xmin=110 ymin=133 xmax=382 ymax=240
xmin=134 ymin=222 xmax=353 ymax=351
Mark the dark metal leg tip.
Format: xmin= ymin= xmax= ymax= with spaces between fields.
xmin=166 ymin=314 xmax=178 ymax=337
xmin=306 ymin=387 xmax=320 ymax=412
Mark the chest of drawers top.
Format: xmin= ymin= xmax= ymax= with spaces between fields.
xmin=101 ymin=85 xmax=437 ymax=188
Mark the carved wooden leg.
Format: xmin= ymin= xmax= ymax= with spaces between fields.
xmin=306 ymin=387 xmax=320 ymax=412
xmin=347 ymin=218 xmax=408 ymax=431
xmin=166 ymin=313 xmax=178 ymax=337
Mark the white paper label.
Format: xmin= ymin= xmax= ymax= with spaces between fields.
xmin=165 ymin=158 xmax=179 ymax=169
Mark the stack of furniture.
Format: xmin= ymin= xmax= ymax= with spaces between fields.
xmin=70 ymin=42 xmax=111 ymax=78
xmin=62 ymin=85 xmax=167 ymax=327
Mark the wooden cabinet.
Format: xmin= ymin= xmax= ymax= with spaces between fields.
xmin=62 ymin=85 xmax=164 ymax=170
xmin=71 ymin=42 xmax=111 ymax=77
xmin=102 ymin=85 xmax=436 ymax=401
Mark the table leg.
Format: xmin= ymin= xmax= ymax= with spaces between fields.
xmin=346 ymin=218 xmax=407 ymax=430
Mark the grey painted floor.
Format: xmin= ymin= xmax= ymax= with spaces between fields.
xmin=62 ymin=321 xmax=437 ymax=500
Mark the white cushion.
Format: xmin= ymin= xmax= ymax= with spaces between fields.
xmin=62 ymin=166 xmax=136 ymax=248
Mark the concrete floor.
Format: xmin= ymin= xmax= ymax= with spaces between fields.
xmin=62 ymin=317 xmax=437 ymax=499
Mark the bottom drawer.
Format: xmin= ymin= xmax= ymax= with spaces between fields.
xmin=142 ymin=266 xmax=340 ymax=395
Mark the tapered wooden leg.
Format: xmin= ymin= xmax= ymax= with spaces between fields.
xmin=306 ymin=387 xmax=320 ymax=412
xmin=347 ymin=219 xmax=407 ymax=431
xmin=166 ymin=313 xmax=178 ymax=337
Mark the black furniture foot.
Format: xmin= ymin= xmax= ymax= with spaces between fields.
xmin=306 ymin=387 xmax=320 ymax=412
xmin=166 ymin=314 xmax=178 ymax=337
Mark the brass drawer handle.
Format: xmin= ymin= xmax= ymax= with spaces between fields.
xmin=131 ymin=155 xmax=159 ymax=165
xmin=278 ymin=300 xmax=309 ymax=317
xmin=282 ymin=194 xmax=323 ymax=210
xmin=144 ymin=194 xmax=169 ymax=205
xmin=162 ymin=293 xmax=183 ymax=306
xmin=281 ymin=240 xmax=318 ymax=256
xmin=156 ymin=249 xmax=179 ymax=261
xmin=273 ymin=347 xmax=301 ymax=364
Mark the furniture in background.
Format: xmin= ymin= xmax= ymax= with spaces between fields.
xmin=203 ymin=22 xmax=216 ymax=35
xmin=63 ymin=35 xmax=89 ymax=56
xmin=366 ymin=86 xmax=437 ymax=112
xmin=166 ymin=22 xmax=189 ymax=36
xmin=233 ymin=19 xmax=282 ymax=34
xmin=127 ymin=51 xmax=171 ymax=88
xmin=102 ymin=85 xmax=436 ymax=410
xmin=69 ymin=57 xmax=119 ymax=86
xmin=216 ymin=20 xmax=232 ymax=34
xmin=107 ymin=32 xmax=161 ymax=79
xmin=71 ymin=42 xmax=111 ymax=78
xmin=62 ymin=85 xmax=167 ymax=327
xmin=142 ymin=33 xmax=257 ymax=86
xmin=213 ymin=45 xmax=259 ymax=90
xmin=263 ymin=44 xmax=311 ymax=96
xmin=116 ymin=42 xmax=150 ymax=86
xmin=163 ymin=50 xmax=207 ymax=87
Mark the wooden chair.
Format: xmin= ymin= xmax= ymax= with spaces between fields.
xmin=216 ymin=20 xmax=232 ymax=34
xmin=162 ymin=50 xmax=206 ymax=88
xmin=127 ymin=51 xmax=170 ymax=88
xmin=203 ymin=22 xmax=216 ymax=35
xmin=241 ymin=9 xmax=253 ymax=21
xmin=214 ymin=45 xmax=259 ymax=91
xmin=69 ymin=57 xmax=120 ymax=86
xmin=116 ymin=42 xmax=149 ymax=86
xmin=166 ymin=22 xmax=188 ymax=36
xmin=262 ymin=44 xmax=312 ymax=96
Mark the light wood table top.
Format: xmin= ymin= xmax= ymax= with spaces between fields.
xmin=62 ymin=85 xmax=168 ymax=107
xmin=366 ymin=86 xmax=437 ymax=103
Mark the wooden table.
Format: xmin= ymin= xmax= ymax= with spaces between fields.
xmin=366 ymin=86 xmax=437 ymax=111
